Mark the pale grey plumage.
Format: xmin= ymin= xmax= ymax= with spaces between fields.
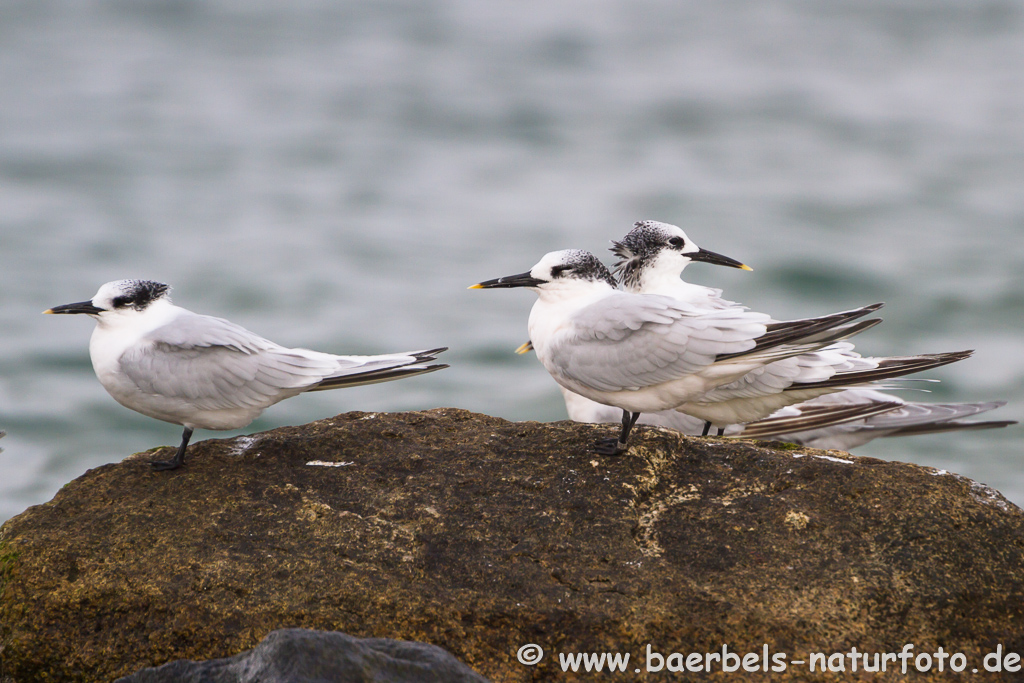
xmin=551 ymin=296 xmax=768 ymax=393
xmin=560 ymin=385 xmax=1013 ymax=449
xmin=120 ymin=311 xmax=422 ymax=415
xmin=610 ymin=220 xmax=977 ymax=428
xmin=771 ymin=391 xmax=1014 ymax=450
xmin=474 ymin=249 xmax=889 ymax=454
xmin=46 ymin=279 xmax=448 ymax=470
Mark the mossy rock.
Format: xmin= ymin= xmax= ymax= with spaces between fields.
xmin=1 ymin=408 xmax=1022 ymax=682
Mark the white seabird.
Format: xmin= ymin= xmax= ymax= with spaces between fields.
xmin=46 ymin=279 xmax=448 ymax=470
xmin=472 ymin=249 xmax=891 ymax=454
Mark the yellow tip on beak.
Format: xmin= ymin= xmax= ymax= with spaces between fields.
xmin=42 ymin=309 xmax=55 ymax=314
xmin=514 ymin=341 xmax=533 ymax=355
xmin=467 ymin=284 xmax=484 ymax=290
xmin=739 ymin=264 xmax=753 ymax=272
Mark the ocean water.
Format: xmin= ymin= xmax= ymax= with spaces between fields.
xmin=1 ymin=0 xmax=1022 ymax=522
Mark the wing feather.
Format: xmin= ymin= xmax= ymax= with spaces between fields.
xmin=118 ymin=312 xmax=340 ymax=412
xmin=119 ymin=312 xmax=447 ymax=412
xmin=549 ymin=294 xmax=768 ymax=393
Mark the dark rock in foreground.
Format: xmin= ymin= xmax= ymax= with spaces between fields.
xmin=115 ymin=628 xmax=489 ymax=683
xmin=2 ymin=408 xmax=1023 ymax=682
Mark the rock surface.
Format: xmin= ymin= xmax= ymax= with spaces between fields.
xmin=115 ymin=627 xmax=489 ymax=683
xmin=2 ymin=408 xmax=1023 ymax=682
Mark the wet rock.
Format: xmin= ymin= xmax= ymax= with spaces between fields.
xmin=2 ymin=408 xmax=1023 ymax=682
xmin=115 ymin=628 xmax=489 ymax=683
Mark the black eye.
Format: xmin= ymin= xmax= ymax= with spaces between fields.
xmin=112 ymin=295 xmax=134 ymax=309
xmin=551 ymin=265 xmax=572 ymax=277
xmin=667 ymin=236 xmax=685 ymax=248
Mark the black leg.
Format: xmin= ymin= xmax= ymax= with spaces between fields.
xmin=595 ymin=410 xmax=642 ymax=455
xmin=152 ymin=427 xmax=193 ymax=471
xmin=716 ymin=427 xmax=725 ymax=436
xmin=701 ymin=421 xmax=712 ymax=437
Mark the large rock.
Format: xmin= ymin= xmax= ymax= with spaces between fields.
xmin=115 ymin=628 xmax=489 ymax=683
xmin=1 ymin=408 xmax=1023 ymax=682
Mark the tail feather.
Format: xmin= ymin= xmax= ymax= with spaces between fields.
xmin=310 ymin=362 xmax=449 ymax=391
xmin=713 ymin=321 xmax=879 ymax=368
xmin=795 ymin=318 xmax=882 ymax=344
xmin=715 ymin=303 xmax=884 ymax=362
xmin=881 ymin=419 xmax=1017 ymax=438
xmin=309 ymin=347 xmax=448 ymax=391
xmin=857 ymin=400 xmax=1006 ymax=429
xmin=787 ymin=350 xmax=972 ymax=391
xmin=737 ymin=401 xmax=902 ymax=439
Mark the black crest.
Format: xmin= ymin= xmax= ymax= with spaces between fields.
xmin=551 ymin=250 xmax=618 ymax=288
xmin=610 ymin=221 xmax=676 ymax=289
xmin=111 ymin=280 xmax=170 ymax=311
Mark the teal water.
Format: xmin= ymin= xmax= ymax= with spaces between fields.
xmin=1 ymin=0 xmax=1022 ymax=522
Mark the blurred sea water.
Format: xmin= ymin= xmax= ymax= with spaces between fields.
xmin=1 ymin=0 xmax=1022 ymax=522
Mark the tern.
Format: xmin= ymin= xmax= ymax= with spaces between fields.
xmin=558 ymin=384 xmax=1013 ymax=449
xmin=472 ymin=249 xmax=893 ymax=455
xmin=611 ymin=221 xmax=972 ymax=432
xmin=761 ymin=390 xmax=1015 ymax=450
xmin=46 ymin=279 xmax=448 ymax=470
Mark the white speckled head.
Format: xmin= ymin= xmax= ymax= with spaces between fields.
xmin=471 ymin=249 xmax=617 ymax=293
xmin=91 ymin=280 xmax=172 ymax=313
xmin=611 ymin=220 xmax=749 ymax=292
xmin=530 ymin=250 xmax=618 ymax=289
xmin=45 ymin=279 xmax=172 ymax=319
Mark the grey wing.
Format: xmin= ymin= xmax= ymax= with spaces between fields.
xmin=850 ymin=400 xmax=1008 ymax=429
xmin=696 ymin=344 xmax=861 ymax=402
xmin=120 ymin=315 xmax=338 ymax=411
xmin=150 ymin=311 xmax=277 ymax=353
xmin=553 ymin=295 xmax=768 ymax=392
xmin=772 ymin=400 xmax=1011 ymax=449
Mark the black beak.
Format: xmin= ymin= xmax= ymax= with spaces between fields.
xmin=689 ymin=248 xmax=752 ymax=271
xmin=469 ymin=272 xmax=548 ymax=289
xmin=44 ymin=301 xmax=104 ymax=315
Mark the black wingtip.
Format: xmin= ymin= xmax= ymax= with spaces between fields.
xmin=931 ymin=349 xmax=975 ymax=364
xmin=718 ymin=303 xmax=890 ymax=362
xmin=415 ymin=347 xmax=449 ymax=361
xmin=789 ymin=350 xmax=976 ymax=391
xmin=890 ymin=419 xmax=1017 ymax=438
xmin=737 ymin=400 xmax=904 ymax=439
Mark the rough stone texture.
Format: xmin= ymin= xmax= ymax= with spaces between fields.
xmin=1 ymin=408 xmax=1023 ymax=682
xmin=115 ymin=628 xmax=489 ymax=683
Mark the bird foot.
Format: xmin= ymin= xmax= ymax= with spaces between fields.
xmin=594 ymin=438 xmax=627 ymax=456
xmin=150 ymin=458 xmax=182 ymax=471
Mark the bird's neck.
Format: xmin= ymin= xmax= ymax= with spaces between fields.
xmin=96 ymin=299 xmax=176 ymax=330
xmin=633 ymin=269 xmax=709 ymax=300
xmin=528 ymin=285 xmax=614 ymax=351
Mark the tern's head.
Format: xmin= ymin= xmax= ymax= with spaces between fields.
xmin=610 ymin=220 xmax=750 ymax=292
xmin=470 ymin=249 xmax=618 ymax=296
xmin=45 ymin=279 xmax=172 ymax=320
